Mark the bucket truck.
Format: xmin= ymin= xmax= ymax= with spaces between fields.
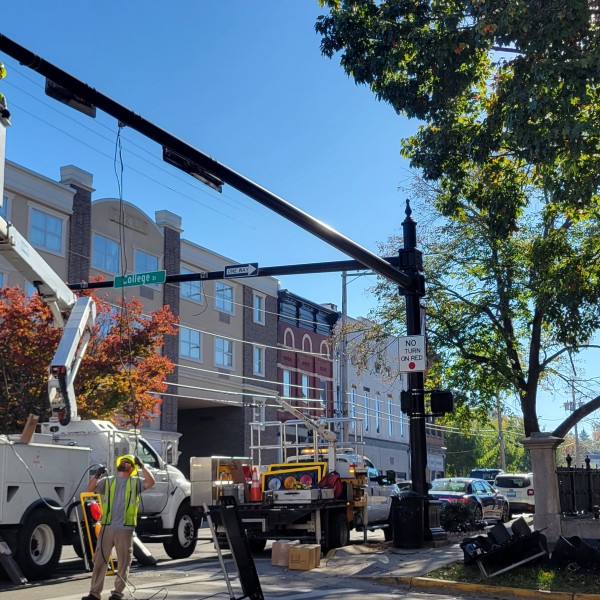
xmin=0 ymin=135 xmax=197 ymax=582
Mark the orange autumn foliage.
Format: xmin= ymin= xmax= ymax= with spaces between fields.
xmin=0 ymin=286 xmax=177 ymax=431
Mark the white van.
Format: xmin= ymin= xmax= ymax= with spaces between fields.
xmin=493 ymin=472 xmax=535 ymax=516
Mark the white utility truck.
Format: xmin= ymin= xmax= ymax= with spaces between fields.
xmin=0 ymin=123 xmax=196 ymax=580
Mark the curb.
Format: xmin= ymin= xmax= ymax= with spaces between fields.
xmin=370 ymin=575 xmax=600 ymax=600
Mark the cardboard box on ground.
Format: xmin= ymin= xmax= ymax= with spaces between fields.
xmin=271 ymin=541 xmax=321 ymax=570
xmin=289 ymin=544 xmax=321 ymax=570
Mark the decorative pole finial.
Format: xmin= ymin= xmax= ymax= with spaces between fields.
xmin=405 ymin=198 xmax=412 ymax=219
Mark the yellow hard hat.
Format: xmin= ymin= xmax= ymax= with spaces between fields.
xmin=0 ymin=63 xmax=6 ymax=80
xmin=116 ymin=454 xmax=138 ymax=475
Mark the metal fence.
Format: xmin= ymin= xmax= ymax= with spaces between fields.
xmin=557 ymin=456 xmax=600 ymax=514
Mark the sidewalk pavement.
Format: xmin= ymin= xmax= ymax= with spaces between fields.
xmin=322 ymin=540 xmax=600 ymax=600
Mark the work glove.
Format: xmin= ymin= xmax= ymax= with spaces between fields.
xmin=134 ymin=456 xmax=143 ymax=468
xmin=95 ymin=465 xmax=107 ymax=479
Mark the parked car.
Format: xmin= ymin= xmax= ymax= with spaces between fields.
xmin=493 ymin=473 xmax=535 ymax=516
xmin=469 ymin=468 xmax=504 ymax=485
xmin=429 ymin=477 xmax=510 ymax=522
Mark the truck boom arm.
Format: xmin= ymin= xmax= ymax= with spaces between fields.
xmin=0 ymin=215 xmax=76 ymax=327
xmin=275 ymin=396 xmax=338 ymax=473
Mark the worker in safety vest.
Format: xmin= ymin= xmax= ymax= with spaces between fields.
xmin=82 ymin=454 xmax=155 ymax=600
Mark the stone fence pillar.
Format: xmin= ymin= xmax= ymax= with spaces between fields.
xmin=522 ymin=432 xmax=564 ymax=545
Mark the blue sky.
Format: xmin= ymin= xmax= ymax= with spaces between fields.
xmin=1 ymin=1 xmax=597 ymax=435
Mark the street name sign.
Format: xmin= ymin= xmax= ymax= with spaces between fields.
xmin=114 ymin=270 xmax=166 ymax=288
xmin=397 ymin=335 xmax=426 ymax=372
xmin=224 ymin=263 xmax=259 ymax=278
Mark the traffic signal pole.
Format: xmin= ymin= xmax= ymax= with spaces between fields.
xmin=0 ymin=33 xmax=441 ymax=545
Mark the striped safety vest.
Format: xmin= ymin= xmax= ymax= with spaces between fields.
xmin=100 ymin=475 xmax=141 ymax=526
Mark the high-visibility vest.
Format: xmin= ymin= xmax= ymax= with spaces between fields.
xmin=100 ymin=476 xmax=141 ymax=527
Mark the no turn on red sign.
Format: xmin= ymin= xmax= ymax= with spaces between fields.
xmin=398 ymin=335 xmax=426 ymax=372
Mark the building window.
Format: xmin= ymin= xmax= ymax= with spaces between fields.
xmin=388 ymin=395 xmax=393 ymax=436
xmin=284 ymin=329 xmax=294 ymax=348
xmin=301 ymin=374 xmax=310 ymax=399
xmin=215 ymin=282 xmax=234 ymax=314
xmin=253 ymin=345 xmax=265 ymax=376
xmin=0 ymin=194 xmax=9 ymax=218
xmin=282 ymin=370 xmax=292 ymax=398
xmin=320 ymin=380 xmax=327 ymax=406
xmin=350 ymin=387 xmax=356 ymax=428
xmin=253 ymin=292 xmax=265 ymax=324
xmin=363 ymin=388 xmax=370 ymax=431
xmin=400 ymin=410 xmax=405 ymax=437
xmin=375 ymin=393 xmax=381 ymax=433
xmin=180 ymin=326 xmax=201 ymax=360
xmin=302 ymin=335 xmax=312 ymax=353
xmin=180 ymin=267 xmax=203 ymax=303
xmin=92 ymin=233 xmax=120 ymax=274
xmin=215 ymin=336 xmax=234 ymax=368
xmin=30 ymin=207 xmax=63 ymax=254
xmin=134 ymin=249 xmax=159 ymax=287
xmin=0 ymin=272 xmax=4 ymax=287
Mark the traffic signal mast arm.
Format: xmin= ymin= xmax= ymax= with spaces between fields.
xmin=275 ymin=395 xmax=338 ymax=473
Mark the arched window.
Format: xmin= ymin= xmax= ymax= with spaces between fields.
xmin=284 ymin=328 xmax=295 ymax=348
xmin=319 ymin=341 xmax=330 ymax=358
xmin=302 ymin=335 xmax=313 ymax=353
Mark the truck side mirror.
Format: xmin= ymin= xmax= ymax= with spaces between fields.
xmin=386 ymin=470 xmax=396 ymax=484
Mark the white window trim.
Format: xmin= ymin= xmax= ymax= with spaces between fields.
xmin=282 ymin=370 xmax=292 ymax=398
xmin=214 ymin=336 xmax=234 ymax=369
xmin=180 ymin=267 xmax=204 ymax=304
xmin=179 ymin=326 xmax=202 ymax=362
xmin=301 ymin=374 xmax=310 ymax=399
xmin=28 ymin=203 xmax=67 ymax=257
xmin=214 ymin=282 xmax=235 ymax=315
xmin=1 ymin=191 xmax=14 ymax=219
xmin=252 ymin=291 xmax=266 ymax=325
xmin=134 ymin=248 xmax=161 ymax=290
xmin=92 ymin=232 xmax=121 ymax=275
xmin=253 ymin=345 xmax=265 ymax=377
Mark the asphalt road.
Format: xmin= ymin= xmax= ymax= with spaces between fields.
xmin=1 ymin=515 xmax=536 ymax=600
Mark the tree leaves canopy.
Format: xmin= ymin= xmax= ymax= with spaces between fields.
xmin=0 ymin=287 xmax=177 ymax=431
xmin=317 ymin=1 xmax=600 ymax=437
xmin=317 ymin=1 xmax=600 ymax=211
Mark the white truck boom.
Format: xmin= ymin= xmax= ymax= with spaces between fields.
xmin=275 ymin=395 xmax=338 ymax=472
xmin=0 ymin=213 xmax=96 ymax=426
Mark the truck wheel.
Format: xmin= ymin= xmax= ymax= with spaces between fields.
xmin=15 ymin=509 xmax=62 ymax=580
xmin=326 ymin=511 xmax=349 ymax=550
xmin=163 ymin=504 xmax=198 ymax=559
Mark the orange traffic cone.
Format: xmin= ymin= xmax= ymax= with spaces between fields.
xmin=250 ymin=467 xmax=262 ymax=502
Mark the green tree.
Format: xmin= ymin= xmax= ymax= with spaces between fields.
xmin=0 ymin=287 xmax=177 ymax=431
xmin=369 ymin=175 xmax=600 ymax=436
xmin=316 ymin=2 xmax=600 ymax=436
xmin=317 ymin=1 xmax=600 ymax=213
xmin=443 ymin=410 xmax=530 ymax=475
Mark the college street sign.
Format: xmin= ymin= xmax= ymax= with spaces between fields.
xmin=114 ymin=270 xmax=166 ymax=288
